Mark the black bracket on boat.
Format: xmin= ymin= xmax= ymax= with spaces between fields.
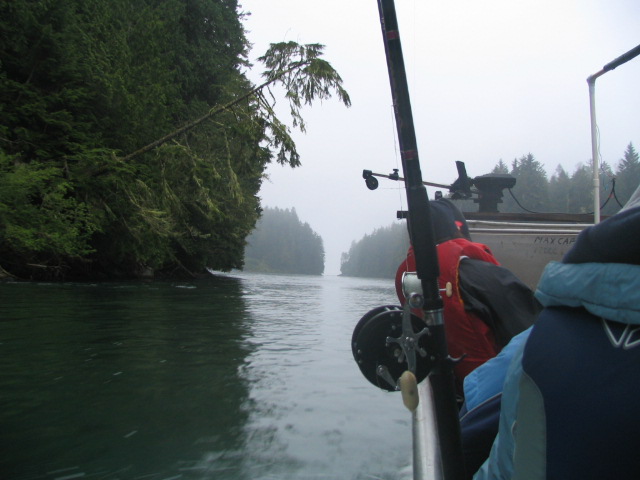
xmin=363 ymin=161 xmax=517 ymax=213
xmin=472 ymin=173 xmax=516 ymax=212
xmin=362 ymin=160 xmax=473 ymax=199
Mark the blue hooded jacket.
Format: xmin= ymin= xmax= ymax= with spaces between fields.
xmin=473 ymin=197 xmax=640 ymax=480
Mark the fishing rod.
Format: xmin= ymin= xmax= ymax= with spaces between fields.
xmin=376 ymin=1 xmax=465 ymax=479
xmin=587 ymin=43 xmax=640 ymax=224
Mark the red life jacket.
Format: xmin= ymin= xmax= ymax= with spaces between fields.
xmin=395 ymin=239 xmax=501 ymax=393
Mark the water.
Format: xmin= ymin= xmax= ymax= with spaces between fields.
xmin=0 ymin=273 xmax=413 ymax=480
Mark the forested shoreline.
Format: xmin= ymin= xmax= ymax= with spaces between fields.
xmin=0 ymin=0 xmax=349 ymax=281
xmin=3 ymin=2 xmax=637 ymax=282
xmin=243 ymin=207 xmax=324 ymax=275
xmin=340 ymin=147 xmax=640 ymax=279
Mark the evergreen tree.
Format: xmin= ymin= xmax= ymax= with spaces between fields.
xmin=243 ymin=207 xmax=325 ymax=275
xmin=548 ymin=165 xmax=572 ymax=213
xmin=502 ymin=154 xmax=549 ymax=213
xmin=615 ymin=143 xmax=640 ymax=205
xmin=492 ymin=160 xmax=510 ymax=174
xmin=0 ymin=1 xmax=349 ymax=279
xmin=340 ymin=222 xmax=409 ymax=279
xmin=567 ymin=163 xmax=594 ymax=213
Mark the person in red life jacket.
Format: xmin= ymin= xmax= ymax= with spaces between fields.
xmin=395 ymin=199 xmax=540 ymax=395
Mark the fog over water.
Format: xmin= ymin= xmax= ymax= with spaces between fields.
xmin=240 ymin=0 xmax=640 ymax=274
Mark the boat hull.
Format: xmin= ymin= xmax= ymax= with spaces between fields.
xmin=467 ymin=220 xmax=588 ymax=289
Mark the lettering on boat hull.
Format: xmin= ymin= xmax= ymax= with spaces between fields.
xmin=472 ymin=232 xmax=581 ymax=289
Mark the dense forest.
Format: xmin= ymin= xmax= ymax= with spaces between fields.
xmin=0 ymin=0 xmax=349 ymax=280
xmin=243 ymin=207 xmax=324 ymax=275
xmin=340 ymin=222 xmax=409 ymax=279
xmin=341 ymin=145 xmax=640 ymax=279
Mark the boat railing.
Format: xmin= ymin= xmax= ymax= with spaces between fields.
xmin=466 ymin=219 xmax=589 ymax=234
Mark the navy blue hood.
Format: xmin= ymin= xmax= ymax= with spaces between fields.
xmin=563 ymin=205 xmax=640 ymax=265
xmin=430 ymin=199 xmax=471 ymax=244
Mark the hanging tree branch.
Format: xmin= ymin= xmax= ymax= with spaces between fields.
xmin=121 ymin=63 xmax=302 ymax=162
xmin=120 ymin=42 xmax=350 ymax=163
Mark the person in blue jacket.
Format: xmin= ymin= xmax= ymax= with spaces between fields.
xmin=467 ymin=186 xmax=640 ymax=479
xmin=458 ymin=327 xmax=531 ymax=476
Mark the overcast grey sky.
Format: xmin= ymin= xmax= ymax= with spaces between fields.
xmin=239 ymin=0 xmax=640 ymax=275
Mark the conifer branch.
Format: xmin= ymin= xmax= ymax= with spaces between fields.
xmin=121 ymin=61 xmax=308 ymax=162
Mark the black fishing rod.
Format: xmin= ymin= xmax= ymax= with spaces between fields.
xmin=376 ymin=1 xmax=465 ymax=479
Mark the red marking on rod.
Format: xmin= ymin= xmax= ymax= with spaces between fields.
xmin=402 ymin=150 xmax=418 ymax=160
xmin=386 ymin=30 xmax=399 ymax=40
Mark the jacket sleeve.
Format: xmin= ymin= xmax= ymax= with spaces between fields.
xmin=473 ymin=339 xmax=527 ymax=480
xmin=463 ymin=327 xmax=531 ymax=412
xmin=458 ymin=258 xmax=541 ymax=349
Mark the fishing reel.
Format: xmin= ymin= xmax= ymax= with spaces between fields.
xmin=351 ymin=274 xmax=433 ymax=391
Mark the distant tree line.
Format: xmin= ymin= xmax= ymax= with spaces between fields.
xmin=340 ymin=222 xmax=409 ymax=279
xmin=0 ymin=1 xmax=349 ymax=280
xmin=340 ymin=143 xmax=639 ymax=279
xmin=243 ymin=207 xmax=325 ymax=275
xmin=459 ymin=143 xmax=640 ymax=215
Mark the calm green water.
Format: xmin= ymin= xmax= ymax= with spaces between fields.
xmin=0 ymin=273 xmax=412 ymax=480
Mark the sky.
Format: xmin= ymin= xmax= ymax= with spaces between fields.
xmin=239 ymin=0 xmax=640 ymax=275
